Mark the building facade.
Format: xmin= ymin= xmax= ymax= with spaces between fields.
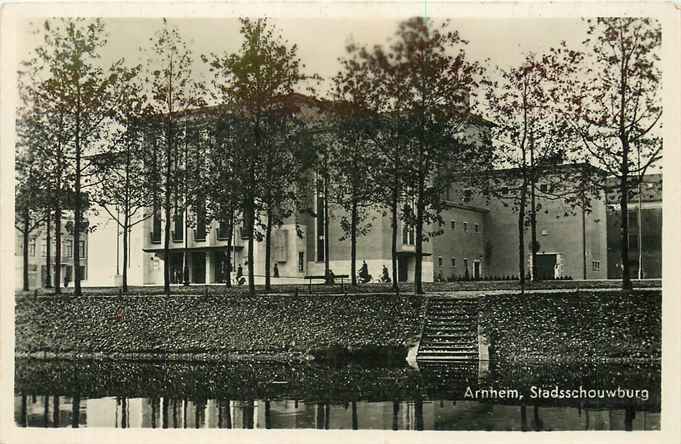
xmin=15 ymin=214 xmax=89 ymax=289
xmin=606 ymin=174 xmax=662 ymax=279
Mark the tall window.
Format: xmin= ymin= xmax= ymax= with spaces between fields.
xmin=151 ymin=204 xmax=162 ymax=243
xmin=298 ymin=251 xmax=305 ymax=273
xmin=173 ymin=210 xmax=184 ymax=242
xmin=41 ymin=241 xmax=47 ymax=257
xmin=29 ymin=240 xmax=36 ymax=257
xmin=79 ymin=240 xmax=86 ymax=258
xmin=65 ymin=242 xmax=73 ymax=258
xmin=463 ymin=222 xmax=468 ymax=232
xmin=451 ymin=220 xmax=456 ymax=230
xmin=217 ymin=220 xmax=229 ymax=240
xmin=474 ymin=223 xmax=479 ymax=233
xmin=316 ymin=190 xmax=325 ymax=262
xmin=402 ymin=223 xmax=415 ymax=246
xmin=195 ymin=198 xmax=207 ymax=241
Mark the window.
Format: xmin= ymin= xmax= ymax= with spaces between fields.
xmin=402 ymin=223 xmax=415 ymax=245
xmin=438 ymin=256 xmax=443 ymax=267
xmin=451 ymin=221 xmax=456 ymax=230
xmin=298 ymin=252 xmax=305 ymax=273
xmin=540 ymin=184 xmax=548 ymax=193
xmin=41 ymin=241 xmax=47 ymax=257
xmin=79 ymin=241 xmax=86 ymax=258
xmin=29 ymin=240 xmax=36 ymax=257
xmin=195 ymin=199 xmax=207 ymax=241
xmin=463 ymin=189 xmax=472 ymax=203
xmin=451 ymin=258 xmax=456 ymax=267
xmin=79 ymin=265 xmax=86 ymax=281
xmin=151 ymin=205 xmax=162 ymax=243
xmin=217 ymin=220 xmax=229 ymax=240
xmin=65 ymin=242 xmax=73 ymax=258
xmin=474 ymin=223 xmax=479 ymax=233
xmin=592 ymin=260 xmax=601 ymax=271
xmin=173 ymin=210 xmax=184 ymax=241
xmin=463 ymin=222 xmax=468 ymax=232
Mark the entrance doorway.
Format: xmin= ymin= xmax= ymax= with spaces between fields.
xmin=473 ymin=261 xmax=481 ymax=280
xmin=191 ymin=252 xmax=206 ymax=283
xmin=536 ymin=253 xmax=557 ymax=280
xmin=398 ymin=257 xmax=409 ymax=282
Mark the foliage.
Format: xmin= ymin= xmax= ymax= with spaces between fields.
xmin=550 ymin=18 xmax=662 ymax=290
xmin=202 ymin=18 xmax=316 ymax=292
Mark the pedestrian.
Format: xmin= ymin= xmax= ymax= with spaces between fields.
xmin=273 ymin=263 xmax=279 ymax=278
xmin=63 ymin=273 xmax=69 ymax=289
xmin=381 ymin=265 xmax=391 ymax=283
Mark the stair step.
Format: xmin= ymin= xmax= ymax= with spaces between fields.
xmin=420 ymin=346 xmax=477 ymax=352
xmin=418 ymin=348 xmax=477 ymax=355
xmin=424 ymin=325 xmax=474 ymax=332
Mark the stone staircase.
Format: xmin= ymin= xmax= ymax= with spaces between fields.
xmin=417 ymin=297 xmax=479 ymax=362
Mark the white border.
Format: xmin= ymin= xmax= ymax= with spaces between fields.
xmin=1 ymin=2 xmax=679 ymax=444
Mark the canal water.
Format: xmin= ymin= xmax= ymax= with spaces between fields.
xmin=14 ymin=359 xmax=660 ymax=431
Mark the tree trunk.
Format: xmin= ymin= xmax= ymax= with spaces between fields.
xmin=54 ymin=206 xmax=62 ymax=294
xmin=247 ymin=200 xmax=256 ymax=296
xmin=391 ymin=193 xmax=398 ymax=291
xmin=71 ymin=394 xmax=80 ymax=428
xmin=619 ymin=169 xmax=632 ymax=290
xmin=529 ymin=134 xmax=538 ymax=281
xmin=518 ymin=181 xmax=527 ymax=294
xmin=414 ymin=185 xmax=425 ymax=295
xmin=530 ymin=178 xmax=538 ymax=281
xmin=45 ymin=209 xmax=52 ymax=288
xmin=323 ymin=179 xmax=330 ymax=283
xmin=265 ymin=206 xmax=272 ymax=290
xmin=582 ymin=201 xmax=587 ymax=279
xmin=123 ymin=210 xmax=129 ymax=293
xmin=22 ymin=209 xmax=29 ymax=291
xmin=163 ymin=118 xmax=173 ymax=294
xmin=74 ymin=100 xmax=82 ymax=297
xmin=351 ymin=198 xmax=358 ymax=286
xmin=225 ymin=212 xmax=234 ymax=288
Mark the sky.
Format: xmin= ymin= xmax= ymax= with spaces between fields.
xmin=17 ymin=17 xmax=590 ymax=98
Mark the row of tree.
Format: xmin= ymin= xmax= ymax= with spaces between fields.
xmin=16 ymin=16 xmax=661 ymax=295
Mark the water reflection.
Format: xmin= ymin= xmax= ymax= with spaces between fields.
xmin=14 ymin=359 xmax=660 ymax=431
xmin=14 ymin=395 xmax=659 ymax=431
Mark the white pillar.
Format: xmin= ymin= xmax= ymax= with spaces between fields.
xmin=205 ymin=251 xmax=214 ymax=283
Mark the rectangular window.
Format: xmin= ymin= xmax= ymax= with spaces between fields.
xmin=173 ymin=210 xmax=184 ymax=242
xmin=29 ymin=240 xmax=36 ymax=257
xmin=298 ymin=252 xmax=305 ymax=273
xmin=79 ymin=265 xmax=86 ymax=281
xmin=474 ymin=223 xmax=479 ymax=233
xmin=540 ymin=184 xmax=548 ymax=193
xmin=592 ymin=260 xmax=601 ymax=271
xmin=217 ymin=220 xmax=229 ymax=240
xmin=41 ymin=241 xmax=47 ymax=257
xmin=463 ymin=189 xmax=472 ymax=203
xmin=463 ymin=222 xmax=468 ymax=232
xmin=65 ymin=242 xmax=73 ymax=258
xmin=402 ymin=224 xmax=415 ymax=245
xmin=438 ymin=256 xmax=443 ymax=267
xmin=451 ymin=221 xmax=456 ymax=230
xmin=151 ymin=205 xmax=162 ymax=244
xmin=79 ymin=240 xmax=86 ymax=258
xmin=195 ymin=199 xmax=207 ymax=241
xmin=451 ymin=258 xmax=456 ymax=267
